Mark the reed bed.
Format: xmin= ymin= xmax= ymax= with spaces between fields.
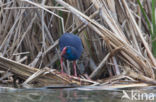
xmin=0 ymin=0 xmax=156 ymax=87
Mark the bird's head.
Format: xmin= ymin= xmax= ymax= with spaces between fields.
xmin=61 ymin=46 xmax=71 ymax=56
xmin=61 ymin=46 xmax=76 ymax=60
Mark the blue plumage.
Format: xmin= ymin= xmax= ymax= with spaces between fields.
xmin=59 ymin=33 xmax=83 ymax=60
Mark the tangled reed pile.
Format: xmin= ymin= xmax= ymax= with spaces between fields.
xmin=0 ymin=0 xmax=156 ymax=88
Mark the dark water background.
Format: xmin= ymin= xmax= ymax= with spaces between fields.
xmin=0 ymin=86 xmax=156 ymax=102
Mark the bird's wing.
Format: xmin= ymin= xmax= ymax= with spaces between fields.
xmin=59 ymin=34 xmax=83 ymax=52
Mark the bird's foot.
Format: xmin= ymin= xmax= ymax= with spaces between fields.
xmin=61 ymin=72 xmax=69 ymax=77
xmin=83 ymin=74 xmax=91 ymax=80
xmin=56 ymin=71 xmax=68 ymax=76
xmin=74 ymin=73 xmax=77 ymax=77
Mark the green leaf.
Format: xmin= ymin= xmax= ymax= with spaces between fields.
xmin=137 ymin=0 xmax=152 ymax=35
xmin=152 ymin=0 xmax=156 ymax=56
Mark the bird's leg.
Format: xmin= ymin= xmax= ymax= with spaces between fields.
xmin=60 ymin=57 xmax=70 ymax=77
xmin=73 ymin=61 xmax=77 ymax=77
xmin=73 ymin=61 xmax=82 ymax=85
xmin=60 ymin=57 xmax=71 ymax=78
xmin=61 ymin=57 xmax=64 ymax=74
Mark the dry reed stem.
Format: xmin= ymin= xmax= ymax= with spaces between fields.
xmin=0 ymin=56 xmax=96 ymax=86
xmin=90 ymin=53 xmax=110 ymax=79
xmin=55 ymin=0 xmax=155 ymax=79
xmin=22 ymin=0 xmax=65 ymax=33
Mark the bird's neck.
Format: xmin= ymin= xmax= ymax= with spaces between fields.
xmin=65 ymin=47 xmax=77 ymax=60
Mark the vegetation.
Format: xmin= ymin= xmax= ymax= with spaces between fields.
xmin=0 ymin=0 xmax=156 ymax=88
xmin=137 ymin=0 xmax=156 ymax=56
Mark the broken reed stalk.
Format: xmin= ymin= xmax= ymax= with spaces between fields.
xmin=90 ymin=53 xmax=110 ymax=79
xmin=0 ymin=56 xmax=97 ymax=86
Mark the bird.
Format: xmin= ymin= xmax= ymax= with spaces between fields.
xmin=59 ymin=33 xmax=83 ymax=77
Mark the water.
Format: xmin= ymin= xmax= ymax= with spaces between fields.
xmin=0 ymin=87 xmax=156 ymax=102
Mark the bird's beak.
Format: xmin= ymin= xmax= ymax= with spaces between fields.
xmin=61 ymin=47 xmax=67 ymax=56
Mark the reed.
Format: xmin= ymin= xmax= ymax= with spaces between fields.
xmin=0 ymin=0 xmax=156 ymax=87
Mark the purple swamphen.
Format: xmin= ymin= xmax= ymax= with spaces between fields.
xmin=59 ymin=33 xmax=83 ymax=77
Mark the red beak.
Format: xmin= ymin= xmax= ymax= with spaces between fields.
xmin=61 ymin=47 xmax=67 ymax=56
